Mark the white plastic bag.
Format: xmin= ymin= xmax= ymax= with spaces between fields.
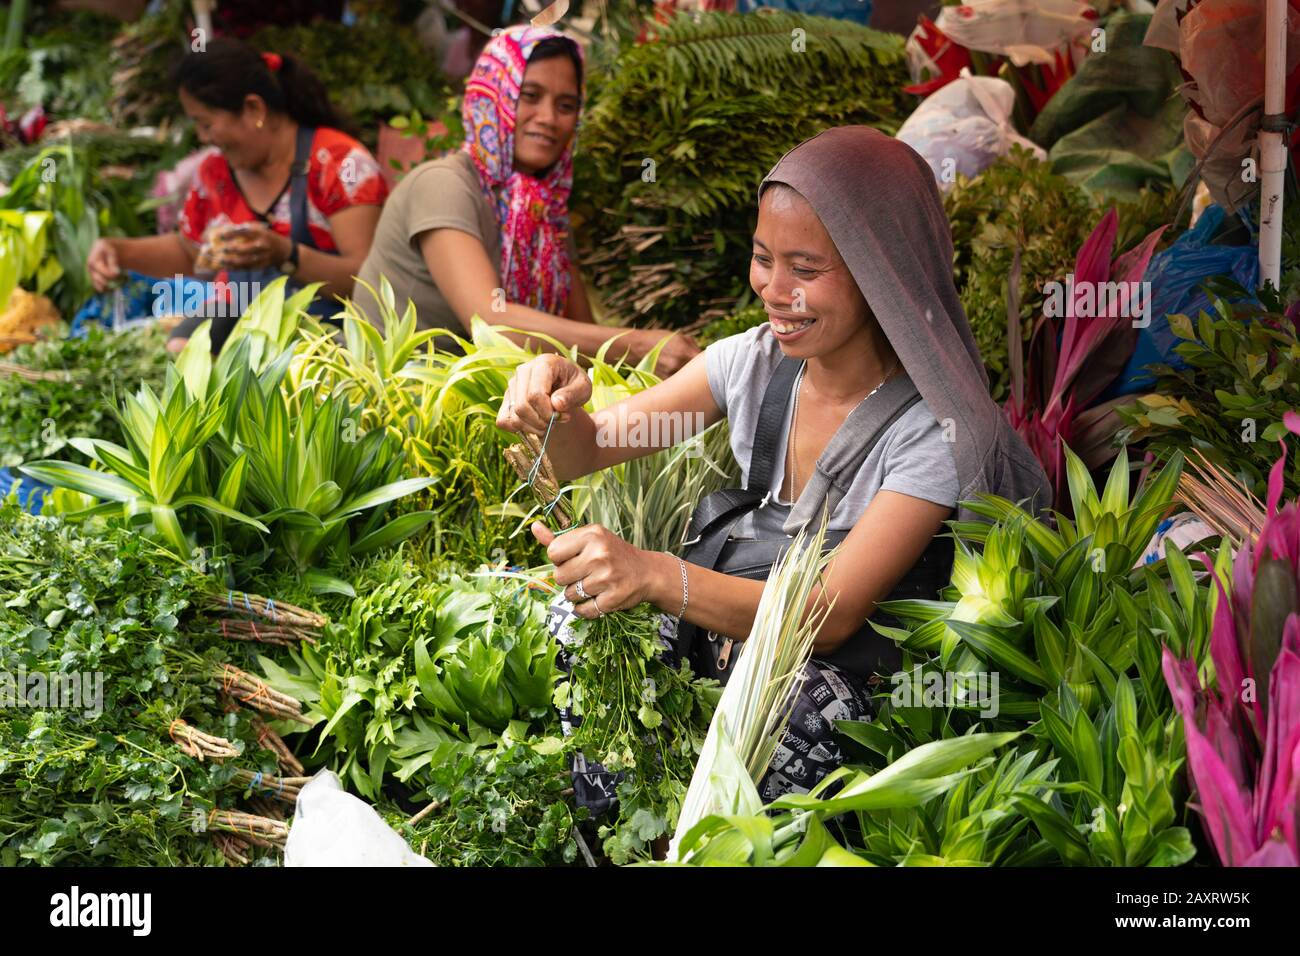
xmin=896 ymin=72 xmax=1047 ymax=187
xmin=928 ymin=0 xmax=1095 ymax=67
xmin=283 ymin=770 xmax=434 ymax=867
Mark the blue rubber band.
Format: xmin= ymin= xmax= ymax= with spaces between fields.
xmin=250 ymin=771 xmax=263 ymax=791
xmin=227 ymin=590 xmax=236 ymax=609
xmin=265 ymin=598 xmax=277 ymax=622
xmin=243 ymin=592 xmax=253 ymax=612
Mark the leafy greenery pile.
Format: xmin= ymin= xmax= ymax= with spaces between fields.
xmin=1118 ymin=288 xmax=1300 ymax=505
xmin=0 ymin=10 xmax=118 ymax=123
xmin=0 ymin=503 xmax=290 ymax=866
xmin=0 ymin=322 xmax=169 ymax=468
xmin=573 ymin=9 xmax=911 ymax=329
xmin=249 ymin=21 xmax=455 ymax=149
xmin=258 ymin=554 xmax=561 ymax=799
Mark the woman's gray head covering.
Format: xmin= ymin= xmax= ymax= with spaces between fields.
xmin=759 ymin=126 xmax=1051 ymax=521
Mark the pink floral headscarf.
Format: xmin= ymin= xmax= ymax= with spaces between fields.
xmin=461 ymin=25 xmax=583 ymax=316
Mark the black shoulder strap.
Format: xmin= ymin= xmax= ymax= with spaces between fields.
xmin=746 ymin=355 xmax=801 ymax=492
xmin=289 ymin=126 xmax=316 ymax=248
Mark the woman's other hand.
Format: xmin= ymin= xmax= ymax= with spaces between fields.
xmin=87 ymin=238 xmax=122 ymax=292
xmin=533 ymin=521 xmax=674 ymax=620
xmin=497 ymin=353 xmax=592 ymax=434
xmin=213 ymin=223 xmax=291 ymax=270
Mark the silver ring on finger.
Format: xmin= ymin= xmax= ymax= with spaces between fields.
xmin=575 ymin=578 xmax=589 ymax=602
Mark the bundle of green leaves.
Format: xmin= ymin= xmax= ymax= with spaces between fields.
xmin=385 ymin=734 xmax=585 ymax=868
xmin=257 ymin=552 xmax=563 ymax=800
xmin=561 ymin=602 xmax=716 ymax=864
xmin=944 ymin=148 xmax=1177 ymax=402
xmin=0 ymin=322 xmax=169 ymax=469
xmin=1117 ymin=289 xmax=1300 ymax=505
xmin=250 ymin=21 xmax=454 ymax=149
xmin=23 ymin=281 xmax=436 ymax=591
xmin=0 ymin=10 xmax=118 ymax=122
xmin=0 ymin=502 xmax=284 ymax=866
xmin=573 ymin=9 xmax=911 ymax=329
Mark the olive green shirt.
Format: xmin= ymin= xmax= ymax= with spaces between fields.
xmin=352 ymin=150 xmax=500 ymax=337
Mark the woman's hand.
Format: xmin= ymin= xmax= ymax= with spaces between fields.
xmin=87 ymin=238 xmax=122 ymax=292
xmin=533 ymin=522 xmax=675 ymax=620
xmin=497 ymin=353 xmax=592 ymax=435
xmin=213 ymin=223 xmax=291 ymax=270
xmin=627 ymin=329 xmax=701 ymax=377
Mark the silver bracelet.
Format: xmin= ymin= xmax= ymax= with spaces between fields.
xmin=674 ymin=556 xmax=689 ymax=621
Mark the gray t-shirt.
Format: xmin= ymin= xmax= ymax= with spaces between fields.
xmin=705 ymin=324 xmax=959 ymax=533
xmin=352 ymin=151 xmax=501 ymax=338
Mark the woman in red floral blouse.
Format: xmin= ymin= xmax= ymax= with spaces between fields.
xmin=88 ymin=38 xmax=387 ymax=351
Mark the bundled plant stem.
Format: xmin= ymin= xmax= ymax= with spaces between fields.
xmin=232 ymin=769 xmax=310 ymax=804
xmin=211 ymin=663 xmax=311 ymax=726
xmin=201 ymin=808 xmax=290 ymax=848
xmin=248 ymin=713 xmax=305 ymax=777
xmin=168 ymin=720 xmax=240 ymax=761
xmin=1174 ymin=448 xmax=1266 ymax=545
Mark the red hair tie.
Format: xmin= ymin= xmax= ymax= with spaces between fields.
xmin=261 ymin=52 xmax=282 ymax=72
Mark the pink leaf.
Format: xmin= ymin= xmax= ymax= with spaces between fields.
xmin=1242 ymin=836 xmax=1299 ymax=866
xmin=1257 ymin=621 xmax=1300 ymax=844
xmin=1164 ymin=648 xmax=1258 ymax=865
xmin=1267 ymin=440 xmax=1287 ymax=519
xmin=1209 ymin=569 xmax=1246 ymax=717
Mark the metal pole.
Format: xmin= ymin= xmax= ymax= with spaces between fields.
xmin=1259 ymin=0 xmax=1288 ymax=291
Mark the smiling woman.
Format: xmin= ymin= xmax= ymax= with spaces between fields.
xmin=497 ymin=127 xmax=1052 ymax=801
xmin=350 ymin=25 xmax=697 ymax=375
xmin=85 ymin=38 xmax=388 ymax=354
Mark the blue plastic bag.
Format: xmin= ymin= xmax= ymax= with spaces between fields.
xmin=70 ymin=272 xmax=209 ymax=337
xmin=0 ymin=467 xmax=47 ymax=513
xmin=737 ymin=0 xmax=873 ymax=24
xmin=1100 ymin=204 xmax=1259 ymax=399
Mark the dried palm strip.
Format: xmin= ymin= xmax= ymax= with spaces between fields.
xmin=1175 ymin=448 xmax=1266 ymax=545
xmin=0 ymin=360 xmax=86 ymax=383
xmin=505 ymin=429 xmax=573 ymax=527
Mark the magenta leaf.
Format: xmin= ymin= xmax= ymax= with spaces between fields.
xmin=1164 ymin=648 xmax=1259 ymax=866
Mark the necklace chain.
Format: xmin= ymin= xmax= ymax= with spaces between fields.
xmin=787 ymin=357 xmax=900 ymax=502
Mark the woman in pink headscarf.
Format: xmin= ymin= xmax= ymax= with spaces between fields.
xmin=353 ymin=25 xmax=697 ymax=375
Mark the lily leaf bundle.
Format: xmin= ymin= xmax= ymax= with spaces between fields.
xmin=859 ymin=445 xmax=1207 ymax=865
xmin=257 ymin=560 xmax=562 ymax=801
xmin=671 ymin=518 xmax=832 ymax=861
xmin=21 ymin=279 xmax=435 ymax=589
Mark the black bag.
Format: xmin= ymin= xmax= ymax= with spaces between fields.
xmin=675 ymin=355 xmax=954 ymax=685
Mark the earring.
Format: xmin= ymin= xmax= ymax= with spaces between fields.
xmin=256 ymin=120 xmax=264 ymax=129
